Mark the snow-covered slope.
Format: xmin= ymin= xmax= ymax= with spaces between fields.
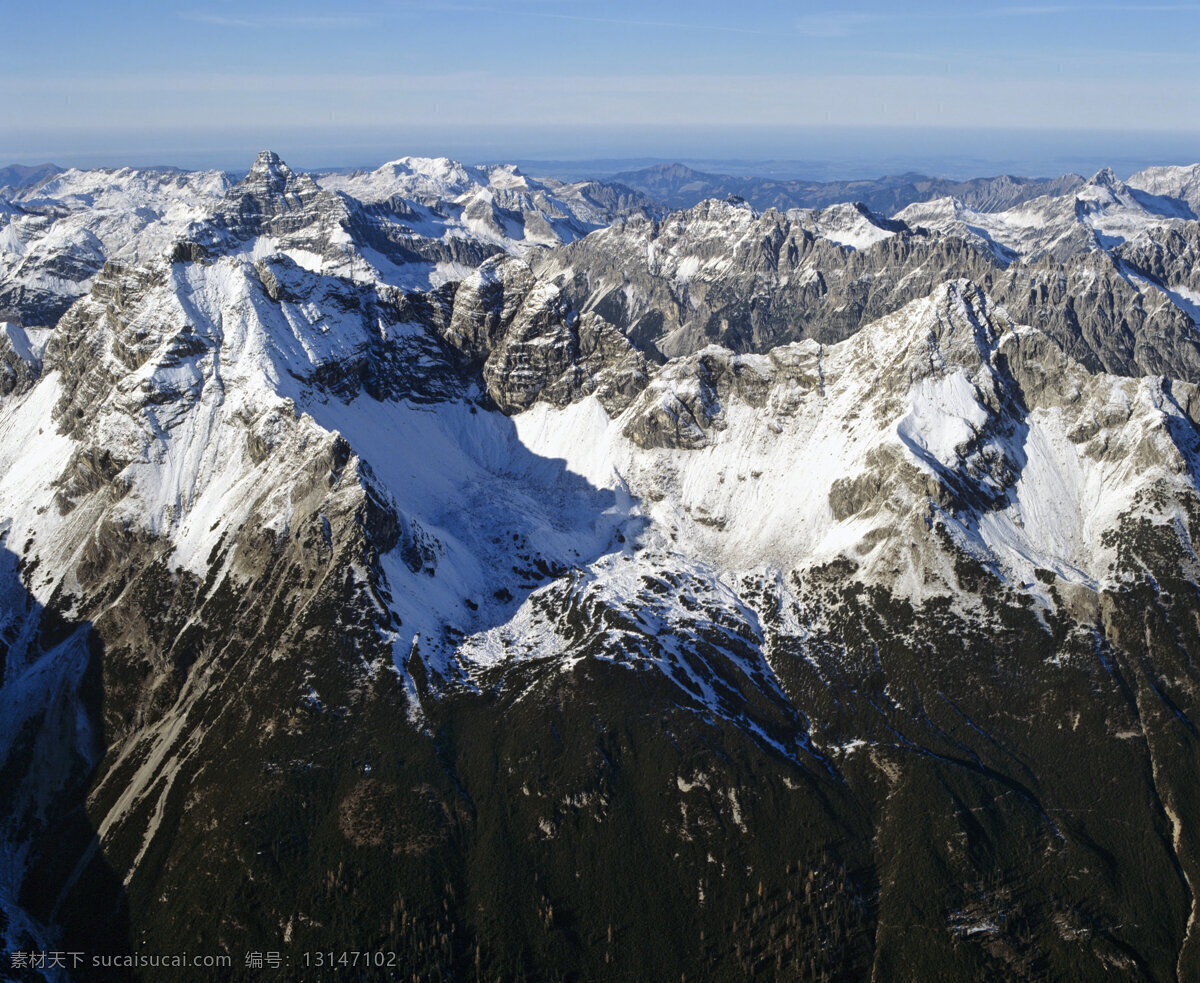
xmin=0 ymin=248 xmax=642 ymax=680
xmin=503 ymin=281 xmax=1200 ymax=613
xmin=0 ymin=152 xmax=656 ymax=327
xmin=1128 ymin=163 xmax=1200 ymax=214
xmin=0 ymin=167 xmax=229 ymax=325
xmin=6 ymin=248 xmax=1196 ymax=697
xmin=317 ymin=155 xmax=656 ymax=280
xmin=897 ymin=167 xmax=1194 ymax=261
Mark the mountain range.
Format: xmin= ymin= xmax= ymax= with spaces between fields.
xmin=3 ymin=150 xmax=1200 ymax=982
xmin=608 ymin=161 xmax=1089 ymax=214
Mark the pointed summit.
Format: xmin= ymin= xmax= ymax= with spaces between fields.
xmin=250 ymin=149 xmax=288 ymax=172
xmin=185 ymin=150 xmax=337 ymax=249
xmin=244 ymin=150 xmax=296 ymax=191
xmin=1087 ymin=166 xmax=1122 ymax=189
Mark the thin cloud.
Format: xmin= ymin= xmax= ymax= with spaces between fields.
xmin=790 ymin=4 xmax=1200 ymax=32
xmin=795 ymin=13 xmax=880 ymax=37
xmin=180 ymin=12 xmax=256 ymax=27
xmin=994 ymin=3 xmax=1200 ymax=11
xmin=993 ymin=4 xmax=1078 ymax=11
xmin=537 ymin=11 xmax=771 ymax=35
xmin=399 ymin=3 xmax=771 ymax=34
xmin=179 ymin=12 xmax=367 ymax=28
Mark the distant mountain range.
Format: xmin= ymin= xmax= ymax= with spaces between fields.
xmin=608 ymin=161 xmax=1089 ymax=213
xmin=0 ymin=157 xmax=1135 ymax=221
xmin=0 ymin=163 xmax=62 ymax=194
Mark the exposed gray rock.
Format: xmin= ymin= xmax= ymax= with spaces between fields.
xmin=436 ymin=255 xmax=650 ymax=414
xmin=531 ymin=200 xmax=1200 ymax=386
xmin=0 ymin=323 xmax=47 ymax=398
xmin=1117 ymin=223 xmax=1200 ymax=294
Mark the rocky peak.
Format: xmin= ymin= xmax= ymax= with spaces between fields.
xmin=245 ymin=149 xmax=295 ymax=188
xmin=230 ymin=150 xmax=325 ymax=211
xmin=1087 ymin=166 xmax=1122 ymax=190
xmin=186 ymin=150 xmax=347 ymax=259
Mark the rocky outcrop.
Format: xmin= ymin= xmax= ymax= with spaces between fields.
xmin=437 ymin=255 xmax=650 ymax=413
xmin=1117 ymin=223 xmax=1200 ymax=293
xmin=0 ymin=323 xmax=48 ymax=398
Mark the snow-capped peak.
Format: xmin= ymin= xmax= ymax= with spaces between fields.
xmin=246 ymin=149 xmax=295 ymax=185
xmin=1086 ymin=166 xmax=1123 ymax=190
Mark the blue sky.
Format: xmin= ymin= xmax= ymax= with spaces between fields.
xmin=4 ymin=1 xmax=1200 ymax=174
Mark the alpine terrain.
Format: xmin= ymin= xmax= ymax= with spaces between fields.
xmin=2 ymin=151 xmax=1200 ymax=982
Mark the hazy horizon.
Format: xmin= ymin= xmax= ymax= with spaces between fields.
xmin=5 ymin=1 xmax=1200 ymax=183
xmin=5 ymin=124 xmax=1200 ymax=184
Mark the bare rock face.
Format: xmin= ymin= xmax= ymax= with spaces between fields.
xmin=435 ymin=254 xmax=650 ymax=414
xmin=192 ymin=151 xmax=356 ymax=262
xmin=1118 ymin=223 xmax=1200 ymax=293
xmin=443 ymin=255 xmax=538 ymax=358
xmin=532 ymin=199 xmax=1012 ymax=357
xmin=0 ymin=323 xmax=48 ymax=397
xmin=620 ymin=344 xmax=787 ymax=450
